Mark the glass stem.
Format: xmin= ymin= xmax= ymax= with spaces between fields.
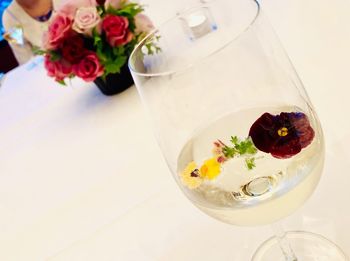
xmin=271 ymin=223 xmax=298 ymax=261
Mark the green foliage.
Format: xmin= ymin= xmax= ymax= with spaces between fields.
xmin=56 ymin=79 xmax=66 ymax=86
xmin=93 ymin=27 xmax=130 ymax=77
xmin=32 ymin=46 xmax=46 ymax=55
xmin=127 ymin=18 xmax=137 ymax=33
xmin=230 ymin=136 xmax=239 ymax=145
xmin=106 ymin=2 xmax=143 ymax=32
xmin=104 ymin=56 xmax=127 ymax=74
xmin=139 ymin=34 xmax=162 ymax=55
xmin=112 ymin=46 xmax=125 ymax=56
xmin=96 ymin=5 xmax=104 ymax=15
xmin=245 ymin=158 xmax=256 ymax=170
xmin=49 ymin=51 xmax=61 ymax=62
xmin=223 ymin=136 xmax=257 ymax=158
xmin=233 ymin=137 xmax=257 ymax=155
xmin=89 ymin=3 xmax=158 ymax=79
xmin=222 ymin=136 xmax=258 ymax=170
xmin=93 ymin=28 xmax=102 ymax=47
xmin=106 ymin=3 xmax=143 ymax=19
xmin=144 ymin=41 xmax=161 ymax=55
xmin=111 ymin=3 xmax=143 ymax=17
xmin=222 ymin=146 xmax=236 ymax=158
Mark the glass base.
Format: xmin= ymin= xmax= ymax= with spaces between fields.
xmin=252 ymin=231 xmax=349 ymax=261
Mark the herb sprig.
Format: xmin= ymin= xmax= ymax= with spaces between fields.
xmin=222 ymin=136 xmax=258 ymax=170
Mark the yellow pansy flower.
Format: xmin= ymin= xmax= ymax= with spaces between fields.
xmin=180 ymin=161 xmax=203 ymax=189
xmin=200 ymin=157 xmax=221 ymax=180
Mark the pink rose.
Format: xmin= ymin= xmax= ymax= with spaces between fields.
xmin=104 ymin=0 xmax=123 ymax=10
xmin=59 ymin=0 xmax=97 ymax=18
xmin=43 ymin=14 xmax=72 ymax=50
xmin=72 ymin=7 xmax=101 ymax=35
xmin=102 ymin=15 xmax=133 ymax=47
xmin=134 ymin=13 xmax=154 ymax=34
xmin=73 ymin=52 xmax=104 ymax=81
xmin=44 ymin=55 xmax=72 ymax=81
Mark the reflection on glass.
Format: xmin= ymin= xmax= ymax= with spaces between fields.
xmin=3 ymin=25 xmax=24 ymax=46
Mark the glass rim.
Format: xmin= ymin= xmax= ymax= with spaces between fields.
xmin=128 ymin=0 xmax=261 ymax=77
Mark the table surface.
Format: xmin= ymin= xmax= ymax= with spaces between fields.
xmin=1 ymin=0 xmax=350 ymax=260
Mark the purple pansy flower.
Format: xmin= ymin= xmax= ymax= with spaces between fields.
xmin=249 ymin=112 xmax=315 ymax=159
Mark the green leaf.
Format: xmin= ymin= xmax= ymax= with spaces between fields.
xmin=222 ymin=136 xmax=257 ymax=160
xmin=112 ymin=46 xmax=125 ymax=56
xmin=118 ymin=3 xmax=143 ymax=16
xmin=104 ymin=55 xmax=127 ymax=75
xmin=234 ymin=138 xmax=257 ymax=155
xmin=94 ymin=35 xmax=102 ymax=47
xmin=97 ymin=47 xmax=108 ymax=62
xmin=32 ymin=45 xmax=46 ymax=55
xmin=106 ymin=3 xmax=144 ymax=17
xmin=245 ymin=157 xmax=256 ymax=170
xmin=145 ymin=45 xmax=152 ymax=55
xmin=222 ymin=145 xmax=237 ymax=158
xmin=144 ymin=39 xmax=162 ymax=55
xmin=56 ymin=79 xmax=66 ymax=86
xmin=230 ymin=136 xmax=239 ymax=145
xmin=105 ymin=63 xmax=120 ymax=74
xmin=92 ymin=28 xmax=102 ymax=47
xmin=128 ymin=18 xmax=136 ymax=33
xmin=114 ymin=55 xmax=127 ymax=67
xmin=96 ymin=5 xmax=104 ymax=15
xmin=50 ymin=51 xmax=61 ymax=62
xmin=105 ymin=7 xmax=118 ymax=15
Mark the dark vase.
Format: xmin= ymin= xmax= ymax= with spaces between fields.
xmin=93 ymin=63 xmax=134 ymax=96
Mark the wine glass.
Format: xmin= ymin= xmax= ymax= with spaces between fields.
xmin=128 ymin=0 xmax=348 ymax=259
xmin=2 ymin=25 xmax=24 ymax=46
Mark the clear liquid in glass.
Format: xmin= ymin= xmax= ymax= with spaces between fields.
xmin=177 ymin=106 xmax=324 ymax=226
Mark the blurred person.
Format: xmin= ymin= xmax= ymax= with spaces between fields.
xmin=2 ymin=0 xmax=61 ymax=64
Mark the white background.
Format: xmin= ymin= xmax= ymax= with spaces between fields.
xmin=0 ymin=0 xmax=350 ymax=260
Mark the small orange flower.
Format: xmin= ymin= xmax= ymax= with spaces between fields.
xmin=200 ymin=157 xmax=221 ymax=180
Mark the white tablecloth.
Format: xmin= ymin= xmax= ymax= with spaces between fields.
xmin=0 ymin=0 xmax=350 ymax=260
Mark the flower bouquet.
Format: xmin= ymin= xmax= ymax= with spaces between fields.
xmin=40 ymin=0 xmax=155 ymax=95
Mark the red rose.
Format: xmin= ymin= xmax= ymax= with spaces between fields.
xmin=61 ymin=35 xmax=86 ymax=64
xmin=102 ymin=15 xmax=133 ymax=47
xmin=44 ymin=55 xmax=72 ymax=81
xmin=96 ymin=0 xmax=106 ymax=5
xmin=43 ymin=14 xmax=72 ymax=50
xmin=73 ymin=52 xmax=104 ymax=81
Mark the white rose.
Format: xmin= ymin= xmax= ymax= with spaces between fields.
xmin=72 ymin=7 xmax=101 ymax=36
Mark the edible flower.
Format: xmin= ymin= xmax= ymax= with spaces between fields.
xmin=249 ymin=112 xmax=315 ymax=159
xmin=200 ymin=158 xmax=221 ymax=180
xmin=212 ymin=140 xmax=228 ymax=163
xmin=180 ymin=161 xmax=203 ymax=189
